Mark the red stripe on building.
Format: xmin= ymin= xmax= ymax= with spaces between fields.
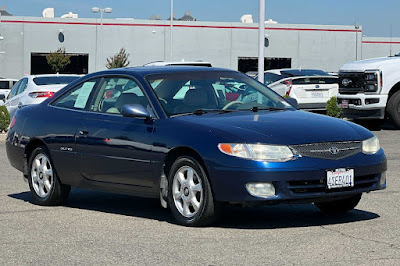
xmin=363 ymin=41 xmax=400 ymax=44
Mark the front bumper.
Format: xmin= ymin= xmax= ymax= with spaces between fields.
xmin=208 ymin=151 xmax=387 ymax=203
xmin=337 ymin=93 xmax=388 ymax=119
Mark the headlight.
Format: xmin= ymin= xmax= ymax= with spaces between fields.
xmin=218 ymin=143 xmax=294 ymax=162
xmin=362 ymin=136 xmax=380 ymax=154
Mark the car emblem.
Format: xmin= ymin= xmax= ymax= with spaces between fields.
xmin=315 ymin=85 xmax=320 ymax=89
xmin=342 ymin=79 xmax=352 ymax=87
xmin=329 ymin=147 xmax=340 ymax=155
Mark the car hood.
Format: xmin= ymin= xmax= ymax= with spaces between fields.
xmin=173 ymin=110 xmax=372 ymax=145
xmin=340 ymin=56 xmax=400 ymax=72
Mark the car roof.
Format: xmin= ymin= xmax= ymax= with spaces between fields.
xmin=88 ymin=66 xmax=236 ymax=77
xmin=266 ymin=69 xmax=330 ymax=76
xmin=25 ymin=74 xmax=82 ymax=79
xmin=143 ymin=61 xmax=212 ymax=67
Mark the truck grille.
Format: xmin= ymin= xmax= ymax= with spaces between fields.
xmin=288 ymin=174 xmax=378 ymax=194
xmin=338 ymin=72 xmax=365 ymax=94
xmin=290 ymin=141 xmax=362 ymax=160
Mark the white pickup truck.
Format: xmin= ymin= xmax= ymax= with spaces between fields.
xmin=337 ymin=55 xmax=400 ymax=128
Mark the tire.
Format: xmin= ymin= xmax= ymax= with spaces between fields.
xmin=387 ymin=90 xmax=400 ymax=129
xmin=28 ymin=147 xmax=71 ymax=206
xmin=167 ymin=156 xmax=218 ymax=226
xmin=314 ymin=194 xmax=362 ymax=214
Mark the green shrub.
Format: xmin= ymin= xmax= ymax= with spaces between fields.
xmin=326 ymin=96 xmax=342 ymax=118
xmin=0 ymin=106 xmax=10 ymax=132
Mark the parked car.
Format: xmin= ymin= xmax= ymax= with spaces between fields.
xmin=258 ymin=69 xmax=339 ymax=111
xmin=0 ymin=78 xmax=18 ymax=98
xmin=144 ymin=61 xmax=212 ymax=67
xmin=337 ymin=53 xmax=400 ymax=128
xmin=6 ymin=67 xmax=386 ymax=226
xmin=4 ymin=74 xmax=81 ymax=118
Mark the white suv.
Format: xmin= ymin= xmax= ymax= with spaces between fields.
xmin=5 ymin=74 xmax=81 ymax=118
xmin=261 ymin=69 xmax=339 ymax=111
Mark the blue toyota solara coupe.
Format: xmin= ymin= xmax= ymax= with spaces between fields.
xmin=6 ymin=67 xmax=386 ymax=226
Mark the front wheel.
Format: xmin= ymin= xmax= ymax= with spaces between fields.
xmin=387 ymin=90 xmax=400 ymax=129
xmin=167 ymin=156 xmax=218 ymax=226
xmin=28 ymin=147 xmax=71 ymax=206
xmin=314 ymin=194 xmax=362 ymax=214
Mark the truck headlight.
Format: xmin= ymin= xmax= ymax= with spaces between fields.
xmin=362 ymin=136 xmax=380 ymax=154
xmin=218 ymin=143 xmax=294 ymax=162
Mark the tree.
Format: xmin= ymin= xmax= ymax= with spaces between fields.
xmin=0 ymin=106 xmax=10 ymax=132
xmin=326 ymin=96 xmax=342 ymax=118
xmin=106 ymin=48 xmax=130 ymax=69
xmin=46 ymin=48 xmax=71 ymax=73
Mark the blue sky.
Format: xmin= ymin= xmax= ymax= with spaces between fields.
xmin=1 ymin=0 xmax=399 ymax=37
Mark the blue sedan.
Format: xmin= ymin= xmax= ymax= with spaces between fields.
xmin=6 ymin=67 xmax=387 ymax=226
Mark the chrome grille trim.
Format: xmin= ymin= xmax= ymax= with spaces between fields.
xmin=290 ymin=141 xmax=362 ymax=160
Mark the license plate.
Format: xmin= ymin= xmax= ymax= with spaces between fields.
xmin=340 ymin=100 xmax=349 ymax=108
xmin=327 ymin=168 xmax=354 ymax=189
xmin=311 ymin=91 xmax=324 ymax=98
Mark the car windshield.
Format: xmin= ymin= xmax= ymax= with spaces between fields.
xmin=146 ymin=71 xmax=294 ymax=117
xmin=33 ymin=76 xmax=80 ymax=86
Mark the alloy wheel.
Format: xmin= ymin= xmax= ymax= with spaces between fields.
xmin=172 ymin=166 xmax=203 ymax=218
xmin=31 ymin=153 xmax=53 ymax=198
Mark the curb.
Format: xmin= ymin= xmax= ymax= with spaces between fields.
xmin=0 ymin=133 xmax=6 ymax=142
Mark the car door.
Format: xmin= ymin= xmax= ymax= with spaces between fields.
xmin=47 ymin=78 xmax=102 ymax=185
xmin=76 ymin=76 xmax=158 ymax=187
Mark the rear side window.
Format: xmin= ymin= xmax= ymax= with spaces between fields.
xmin=33 ymin=76 xmax=79 ymax=86
xmin=53 ymin=79 xmax=100 ymax=110
xmin=0 ymin=81 xmax=10 ymax=90
xmin=7 ymin=80 xmax=21 ymax=99
xmin=17 ymin=78 xmax=28 ymax=94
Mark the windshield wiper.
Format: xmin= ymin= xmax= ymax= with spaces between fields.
xmin=192 ymin=109 xmax=235 ymax=115
xmin=250 ymin=106 xmax=286 ymax=112
xmin=171 ymin=109 xmax=235 ymax=117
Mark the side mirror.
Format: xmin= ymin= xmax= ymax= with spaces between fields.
xmin=0 ymin=94 xmax=5 ymax=102
xmin=286 ymin=97 xmax=298 ymax=109
xmin=121 ymin=104 xmax=152 ymax=119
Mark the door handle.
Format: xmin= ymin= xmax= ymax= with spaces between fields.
xmin=79 ymin=130 xmax=89 ymax=135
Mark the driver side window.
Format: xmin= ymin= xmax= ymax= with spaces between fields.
xmin=90 ymin=77 xmax=152 ymax=115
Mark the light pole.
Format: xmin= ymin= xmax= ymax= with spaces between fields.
xmin=170 ymin=0 xmax=174 ymax=61
xmin=92 ymin=7 xmax=112 ymax=71
xmin=355 ymin=22 xmax=359 ymax=61
xmin=258 ymin=0 xmax=265 ymax=83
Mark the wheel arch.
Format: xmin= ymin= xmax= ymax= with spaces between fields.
xmin=389 ymin=81 xmax=400 ymax=99
xmin=162 ymin=146 xmax=217 ymax=198
xmin=24 ymin=138 xmax=48 ymax=162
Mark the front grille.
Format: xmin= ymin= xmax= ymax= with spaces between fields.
xmin=339 ymin=72 xmax=365 ymax=94
xmin=288 ymin=174 xmax=378 ymax=194
xmin=290 ymin=141 xmax=362 ymax=160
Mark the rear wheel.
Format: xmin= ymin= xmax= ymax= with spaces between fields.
xmin=167 ymin=156 xmax=218 ymax=226
xmin=314 ymin=194 xmax=362 ymax=214
xmin=387 ymin=90 xmax=400 ymax=128
xmin=28 ymin=147 xmax=70 ymax=206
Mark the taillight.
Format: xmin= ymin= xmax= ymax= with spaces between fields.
xmin=28 ymin=91 xmax=55 ymax=98
xmin=9 ymin=116 xmax=17 ymax=129
xmin=283 ymin=80 xmax=292 ymax=96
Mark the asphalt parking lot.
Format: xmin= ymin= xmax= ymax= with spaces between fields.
xmin=0 ymin=123 xmax=399 ymax=265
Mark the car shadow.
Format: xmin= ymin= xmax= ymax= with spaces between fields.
xmin=8 ymin=189 xmax=380 ymax=229
xmin=355 ymin=119 xmax=397 ymax=131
